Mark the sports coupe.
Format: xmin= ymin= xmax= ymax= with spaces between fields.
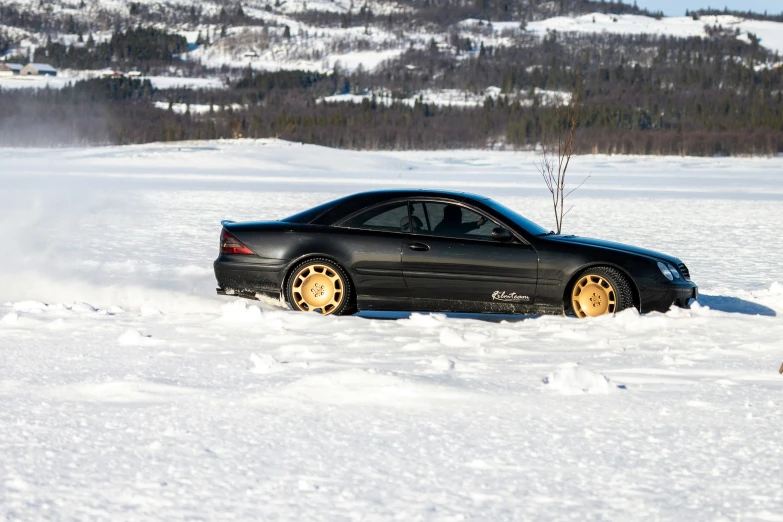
xmin=214 ymin=190 xmax=698 ymax=317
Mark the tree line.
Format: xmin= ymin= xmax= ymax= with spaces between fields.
xmin=19 ymin=26 xmax=189 ymax=71
xmin=1 ymin=73 xmax=781 ymax=155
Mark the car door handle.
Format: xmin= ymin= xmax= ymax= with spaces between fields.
xmin=408 ymin=242 xmax=430 ymax=251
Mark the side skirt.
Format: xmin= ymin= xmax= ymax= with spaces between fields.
xmin=217 ymin=288 xmax=282 ymax=302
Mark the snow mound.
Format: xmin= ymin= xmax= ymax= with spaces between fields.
xmin=249 ymin=353 xmax=282 ymax=374
xmin=542 ymin=364 xmax=621 ymax=395
xmin=13 ymin=301 xmax=48 ymax=313
xmin=399 ymin=313 xmax=447 ymax=329
xmin=69 ymin=302 xmax=97 ymax=313
xmin=220 ymin=300 xmax=265 ymax=323
xmin=140 ymin=306 xmax=163 ymax=316
xmin=276 ymin=369 xmax=471 ymax=406
xmin=751 ymin=281 xmax=783 ymax=313
xmin=117 ymin=329 xmax=164 ymax=346
xmin=1 ymin=312 xmax=19 ymax=324
xmin=46 ymin=380 xmax=197 ymax=403
xmin=439 ymin=327 xmax=470 ymax=348
xmin=431 ymin=355 xmax=456 ymax=372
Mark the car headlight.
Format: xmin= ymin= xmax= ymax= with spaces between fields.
xmin=667 ymin=263 xmax=681 ymax=279
xmin=657 ymin=261 xmax=674 ymax=281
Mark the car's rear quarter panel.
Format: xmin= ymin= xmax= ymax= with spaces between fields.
xmin=215 ymin=223 xmax=406 ymax=302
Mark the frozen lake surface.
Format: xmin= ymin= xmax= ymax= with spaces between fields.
xmin=1 ymin=140 xmax=782 ymax=520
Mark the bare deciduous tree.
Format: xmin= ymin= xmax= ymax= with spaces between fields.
xmin=535 ymin=92 xmax=588 ymax=235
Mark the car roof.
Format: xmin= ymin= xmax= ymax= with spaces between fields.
xmin=302 ymin=189 xmax=486 ymax=225
xmin=351 ymin=188 xmax=495 ymax=207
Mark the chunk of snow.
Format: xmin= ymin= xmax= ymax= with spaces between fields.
xmin=249 ymin=353 xmax=281 ymax=374
xmin=117 ymin=329 xmax=163 ymax=346
xmin=543 ymin=364 xmax=621 ymax=395
xmin=439 ymin=328 xmax=470 ymax=348
xmin=13 ymin=301 xmax=48 ymax=313
xmin=431 ymin=355 xmax=456 ymax=372
xmin=220 ymin=300 xmax=263 ymax=323
xmin=1 ymin=312 xmax=19 ymax=324
xmin=69 ymin=302 xmax=97 ymax=313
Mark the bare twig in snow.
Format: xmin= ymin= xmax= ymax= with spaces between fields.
xmin=534 ymin=90 xmax=589 ymax=234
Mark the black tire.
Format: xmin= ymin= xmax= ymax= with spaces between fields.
xmin=285 ymin=258 xmax=356 ymax=316
xmin=568 ymin=266 xmax=635 ymax=318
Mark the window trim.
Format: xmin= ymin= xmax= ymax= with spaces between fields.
xmin=335 ymin=197 xmax=530 ymax=246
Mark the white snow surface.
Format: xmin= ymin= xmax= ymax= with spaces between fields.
xmin=321 ymin=87 xmax=572 ymax=107
xmin=1 ymin=139 xmax=783 ymax=520
xmin=0 ymin=70 xmax=226 ymax=90
xmin=475 ymin=13 xmax=783 ymax=56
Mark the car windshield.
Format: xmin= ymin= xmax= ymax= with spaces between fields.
xmin=481 ymin=198 xmax=549 ymax=236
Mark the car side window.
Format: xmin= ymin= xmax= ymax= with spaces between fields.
xmin=412 ymin=201 xmax=499 ymax=240
xmin=340 ymin=201 xmax=410 ymax=233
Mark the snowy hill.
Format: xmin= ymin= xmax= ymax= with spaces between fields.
xmin=527 ymin=13 xmax=783 ymax=55
xmin=2 ymin=0 xmax=783 ymax=73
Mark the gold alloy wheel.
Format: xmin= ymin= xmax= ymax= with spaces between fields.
xmin=291 ymin=263 xmax=344 ymax=314
xmin=571 ymin=274 xmax=617 ymax=318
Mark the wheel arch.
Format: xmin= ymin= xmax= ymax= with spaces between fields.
xmin=562 ymin=262 xmax=641 ymax=313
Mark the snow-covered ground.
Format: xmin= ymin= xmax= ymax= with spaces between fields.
xmin=489 ymin=13 xmax=783 ymax=56
xmin=1 ymin=140 xmax=783 ymax=520
xmin=321 ymin=87 xmax=572 ymax=107
xmin=153 ymin=101 xmax=244 ymax=114
xmin=0 ymin=72 xmax=226 ymax=90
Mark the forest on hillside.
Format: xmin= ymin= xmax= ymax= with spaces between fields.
xmin=1 ymin=9 xmax=782 ymax=154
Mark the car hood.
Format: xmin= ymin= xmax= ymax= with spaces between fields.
xmin=542 ymin=235 xmax=681 ymax=264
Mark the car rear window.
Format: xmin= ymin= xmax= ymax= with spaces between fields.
xmin=340 ymin=201 xmax=410 ymax=232
xmin=281 ymin=197 xmax=346 ymax=224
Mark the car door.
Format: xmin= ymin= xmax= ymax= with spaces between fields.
xmin=335 ymin=200 xmax=409 ymax=310
xmin=402 ymin=200 xmax=538 ymax=313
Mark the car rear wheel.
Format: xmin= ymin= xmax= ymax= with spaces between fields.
xmin=570 ymin=266 xmax=634 ymax=318
xmin=286 ymin=258 xmax=355 ymax=316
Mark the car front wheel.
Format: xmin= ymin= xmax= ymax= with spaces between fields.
xmin=570 ymin=266 xmax=634 ymax=318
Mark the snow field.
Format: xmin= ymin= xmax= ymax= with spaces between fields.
xmin=1 ymin=139 xmax=783 ymax=519
xmin=0 ymin=73 xmax=226 ymax=91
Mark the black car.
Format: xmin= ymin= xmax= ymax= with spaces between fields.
xmin=214 ymin=190 xmax=697 ymax=317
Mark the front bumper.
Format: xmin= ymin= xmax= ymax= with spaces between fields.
xmin=640 ymin=281 xmax=698 ymax=313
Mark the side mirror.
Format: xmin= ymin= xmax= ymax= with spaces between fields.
xmin=492 ymin=227 xmax=513 ymax=242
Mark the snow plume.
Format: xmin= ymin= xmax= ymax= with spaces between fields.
xmin=0 ymin=166 xmax=219 ymax=313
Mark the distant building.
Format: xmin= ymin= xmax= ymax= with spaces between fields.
xmin=20 ymin=63 xmax=57 ymax=77
xmin=2 ymin=63 xmax=22 ymax=75
xmin=126 ymin=71 xmax=142 ymax=78
xmin=99 ymin=68 xmax=124 ymax=78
